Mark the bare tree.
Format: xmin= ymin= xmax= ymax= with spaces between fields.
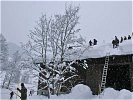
xmin=53 ymin=5 xmax=80 ymax=62
xmin=28 ymin=14 xmax=52 ymax=65
xmin=49 ymin=5 xmax=80 ymax=95
xmin=22 ymin=14 xmax=52 ymax=98
xmin=0 ymin=34 xmax=9 ymax=71
xmin=22 ymin=4 xmax=82 ymax=98
xmin=2 ymin=51 xmax=21 ymax=88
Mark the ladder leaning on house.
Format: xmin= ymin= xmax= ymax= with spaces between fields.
xmin=99 ymin=52 xmax=110 ymax=94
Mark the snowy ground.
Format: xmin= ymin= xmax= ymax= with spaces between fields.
xmin=0 ymin=84 xmax=133 ymax=100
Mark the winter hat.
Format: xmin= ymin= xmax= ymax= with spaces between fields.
xmin=21 ymin=83 xmax=24 ymax=87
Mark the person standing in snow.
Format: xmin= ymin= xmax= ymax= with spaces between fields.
xmin=93 ymin=39 xmax=97 ymax=45
xmin=29 ymin=90 xmax=32 ymax=96
xmin=29 ymin=89 xmax=34 ymax=96
xmin=17 ymin=83 xmax=27 ymax=100
xmin=89 ymin=40 xmax=92 ymax=46
xmin=115 ymin=36 xmax=119 ymax=47
xmin=112 ymin=40 xmax=115 ymax=48
xmin=124 ymin=36 xmax=127 ymax=40
xmin=10 ymin=91 xmax=14 ymax=99
xmin=128 ymin=35 xmax=131 ymax=40
xmin=120 ymin=37 xmax=123 ymax=43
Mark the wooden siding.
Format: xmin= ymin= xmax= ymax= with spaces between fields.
xmin=85 ymin=54 xmax=133 ymax=95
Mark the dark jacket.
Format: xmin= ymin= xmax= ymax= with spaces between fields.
xmin=17 ymin=86 xmax=27 ymax=100
xmin=10 ymin=91 xmax=14 ymax=99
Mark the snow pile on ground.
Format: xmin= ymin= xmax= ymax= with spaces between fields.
xmin=95 ymin=88 xmax=132 ymax=99
xmin=118 ymin=89 xmax=132 ymax=99
xmin=100 ymin=88 xmax=119 ymax=99
xmin=70 ymin=85 xmax=132 ymax=100
xmin=0 ymin=84 xmax=133 ymax=100
xmin=68 ymin=84 xmax=93 ymax=99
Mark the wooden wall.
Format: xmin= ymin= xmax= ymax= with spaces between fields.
xmin=85 ymin=54 xmax=133 ymax=95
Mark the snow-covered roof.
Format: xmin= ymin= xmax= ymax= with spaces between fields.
xmin=66 ymin=39 xmax=133 ymax=61
xmin=34 ymin=39 xmax=133 ymax=63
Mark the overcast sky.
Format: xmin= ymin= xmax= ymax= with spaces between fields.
xmin=1 ymin=1 xmax=132 ymax=46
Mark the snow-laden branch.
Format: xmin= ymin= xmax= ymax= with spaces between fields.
xmin=63 ymin=74 xmax=78 ymax=83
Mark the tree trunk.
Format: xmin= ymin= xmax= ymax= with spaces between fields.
xmin=2 ymin=78 xmax=6 ymax=88
xmin=47 ymin=80 xmax=50 ymax=99
xmin=2 ymin=73 xmax=8 ymax=88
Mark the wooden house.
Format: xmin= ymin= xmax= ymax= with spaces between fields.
xmin=72 ymin=54 xmax=133 ymax=95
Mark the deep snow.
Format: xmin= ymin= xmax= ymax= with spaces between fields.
xmin=0 ymin=84 xmax=133 ymax=100
xmin=66 ymin=39 xmax=133 ymax=60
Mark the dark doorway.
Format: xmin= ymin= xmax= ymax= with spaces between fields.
xmin=106 ymin=64 xmax=131 ymax=91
